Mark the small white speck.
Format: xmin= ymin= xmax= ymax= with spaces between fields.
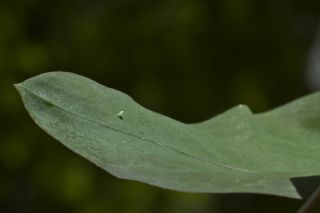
xmin=117 ymin=110 xmax=124 ymax=117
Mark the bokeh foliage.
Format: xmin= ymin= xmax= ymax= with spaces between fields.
xmin=1 ymin=0 xmax=319 ymax=212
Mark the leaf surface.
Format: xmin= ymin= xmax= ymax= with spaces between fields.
xmin=15 ymin=72 xmax=320 ymax=199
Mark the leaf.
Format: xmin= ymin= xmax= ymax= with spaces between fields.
xmin=14 ymin=72 xmax=320 ymax=199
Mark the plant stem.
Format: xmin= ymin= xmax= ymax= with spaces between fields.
xmin=298 ymin=185 xmax=320 ymax=213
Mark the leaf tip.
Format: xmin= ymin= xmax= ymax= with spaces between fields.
xmin=13 ymin=83 xmax=23 ymax=93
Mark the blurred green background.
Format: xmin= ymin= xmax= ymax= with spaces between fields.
xmin=1 ymin=0 xmax=320 ymax=212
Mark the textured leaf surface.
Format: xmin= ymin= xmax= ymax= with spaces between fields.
xmin=15 ymin=72 xmax=320 ymax=199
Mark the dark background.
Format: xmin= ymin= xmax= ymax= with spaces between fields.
xmin=1 ymin=0 xmax=320 ymax=212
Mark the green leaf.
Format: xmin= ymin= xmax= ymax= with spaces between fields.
xmin=14 ymin=72 xmax=320 ymax=199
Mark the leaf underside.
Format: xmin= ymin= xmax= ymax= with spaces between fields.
xmin=15 ymin=72 xmax=320 ymax=199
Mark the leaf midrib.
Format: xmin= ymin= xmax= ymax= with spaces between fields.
xmin=19 ymin=84 xmax=253 ymax=174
